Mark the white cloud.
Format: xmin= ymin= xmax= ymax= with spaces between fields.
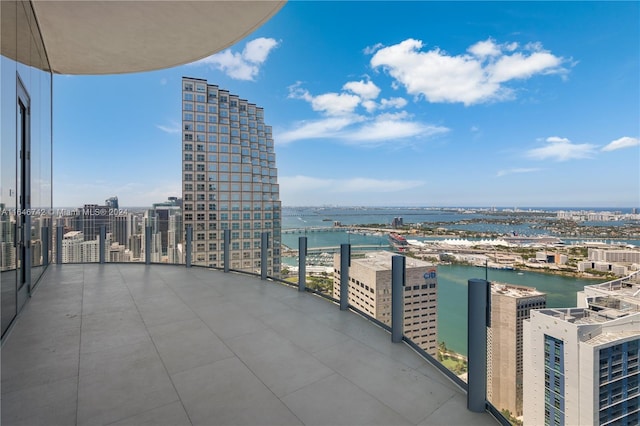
xmin=191 ymin=37 xmax=279 ymax=81
xmin=310 ymin=92 xmax=362 ymax=116
xmin=496 ymin=167 xmax=541 ymax=177
xmin=526 ymin=137 xmax=597 ymax=161
xmin=242 ymin=37 xmax=279 ymax=63
xmin=156 ymin=121 xmax=181 ymax=134
xmin=278 ymin=94 xmax=448 ymax=146
xmin=379 ymin=97 xmax=408 ymax=109
xmin=361 ymin=100 xmax=377 ymax=113
xmin=363 ymin=43 xmax=385 ymax=55
xmin=288 ymin=84 xmax=361 ymax=116
xmin=343 ymin=80 xmax=381 ymax=99
xmin=601 ymin=136 xmax=640 ymax=152
xmin=546 ymin=136 xmax=571 ymax=143
xmin=345 ymin=112 xmax=448 ymax=144
xmin=468 ymin=39 xmax=501 ymax=58
xmin=489 ymin=51 xmax=563 ymax=83
xmin=370 ymin=38 xmax=568 ymax=105
xmin=284 ymin=80 xmax=443 ymax=146
xmin=277 ymin=117 xmax=360 ymax=144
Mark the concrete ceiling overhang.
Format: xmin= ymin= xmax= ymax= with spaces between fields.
xmin=3 ymin=0 xmax=285 ymax=75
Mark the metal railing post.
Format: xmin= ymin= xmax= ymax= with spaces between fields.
xmin=261 ymin=232 xmax=268 ymax=280
xmin=223 ymin=229 xmax=230 ymax=272
xmin=391 ymin=255 xmax=405 ymax=343
xmin=42 ymin=226 xmax=49 ymax=267
xmin=145 ymin=225 xmax=151 ymax=265
xmin=298 ymin=236 xmax=307 ymax=292
xmin=99 ymin=225 xmax=106 ymax=264
xmin=185 ymin=225 xmax=192 ymax=268
xmin=339 ymin=243 xmax=350 ymax=311
xmin=468 ymin=278 xmax=490 ymax=412
xmin=56 ymin=225 xmax=63 ymax=264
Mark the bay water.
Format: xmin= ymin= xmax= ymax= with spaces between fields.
xmin=281 ymin=208 xmax=610 ymax=356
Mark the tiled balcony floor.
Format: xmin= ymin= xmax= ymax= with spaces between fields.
xmin=1 ymin=264 xmax=497 ymax=425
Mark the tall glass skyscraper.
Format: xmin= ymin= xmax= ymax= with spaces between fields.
xmin=181 ymin=77 xmax=281 ymax=276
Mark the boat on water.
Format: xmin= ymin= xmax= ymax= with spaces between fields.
xmin=502 ymin=233 xmax=563 ymax=245
xmin=389 ymin=232 xmax=408 ymax=252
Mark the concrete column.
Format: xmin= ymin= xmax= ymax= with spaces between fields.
xmin=42 ymin=226 xmax=49 ymax=267
xmin=99 ymin=225 xmax=106 ymax=264
xmin=340 ymin=244 xmax=350 ymax=311
xmin=145 ymin=226 xmax=151 ymax=265
xmin=391 ymin=255 xmax=405 ymax=343
xmin=223 ymin=229 xmax=230 ymax=272
xmin=185 ymin=225 xmax=192 ymax=268
xmin=298 ymin=236 xmax=307 ymax=292
xmin=261 ymin=232 xmax=269 ymax=280
xmin=467 ymin=278 xmax=490 ymax=412
xmin=56 ymin=225 xmax=63 ymax=264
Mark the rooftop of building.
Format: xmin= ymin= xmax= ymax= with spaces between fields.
xmin=349 ymin=251 xmax=435 ymax=272
xmin=584 ymin=330 xmax=640 ymax=346
xmin=582 ymin=271 xmax=640 ymax=306
xmin=491 ymin=282 xmax=546 ymax=298
xmin=63 ymin=230 xmax=83 ymax=238
xmin=1 ymin=263 xmax=497 ymax=425
xmin=535 ymin=306 xmax=640 ymax=327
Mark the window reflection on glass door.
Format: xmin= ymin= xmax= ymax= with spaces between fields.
xmin=16 ymin=74 xmax=31 ymax=313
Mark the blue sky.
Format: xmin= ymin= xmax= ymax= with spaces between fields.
xmin=54 ymin=1 xmax=639 ymax=208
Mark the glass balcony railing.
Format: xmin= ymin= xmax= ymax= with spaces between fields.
xmin=2 ymin=212 xmax=510 ymax=424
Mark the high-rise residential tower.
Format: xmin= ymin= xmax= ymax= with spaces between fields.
xmin=181 ymin=77 xmax=281 ymax=276
xmin=523 ymin=273 xmax=640 ymax=426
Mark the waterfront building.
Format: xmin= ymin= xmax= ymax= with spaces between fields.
xmin=392 ymin=216 xmax=404 ymax=228
xmin=535 ymin=251 xmax=568 ymax=265
xmin=588 ymin=248 xmax=640 ymax=264
xmin=487 ymin=283 xmax=546 ymax=417
xmin=181 ymin=77 xmax=281 ymax=276
xmin=523 ymin=272 xmax=640 ymax=425
xmin=577 ymin=260 xmax=629 ymax=277
xmin=332 ymin=251 xmax=438 ymax=355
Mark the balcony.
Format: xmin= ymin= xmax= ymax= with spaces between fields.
xmin=2 ymin=263 xmax=498 ymax=425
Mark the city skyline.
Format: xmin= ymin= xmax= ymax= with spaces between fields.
xmin=53 ymin=1 xmax=639 ymax=208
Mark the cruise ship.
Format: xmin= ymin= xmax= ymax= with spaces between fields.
xmin=389 ymin=232 xmax=408 ymax=252
xmin=502 ymin=234 xmax=563 ymax=245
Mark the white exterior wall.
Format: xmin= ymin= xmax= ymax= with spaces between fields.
xmin=62 ymin=231 xmax=83 ymax=263
xmin=524 ymin=309 xmax=640 ymax=426
xmin=578 ymin=342 xmax=598 ymax=426
xmin=523 ymin=310 xmax=595 ymax=426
